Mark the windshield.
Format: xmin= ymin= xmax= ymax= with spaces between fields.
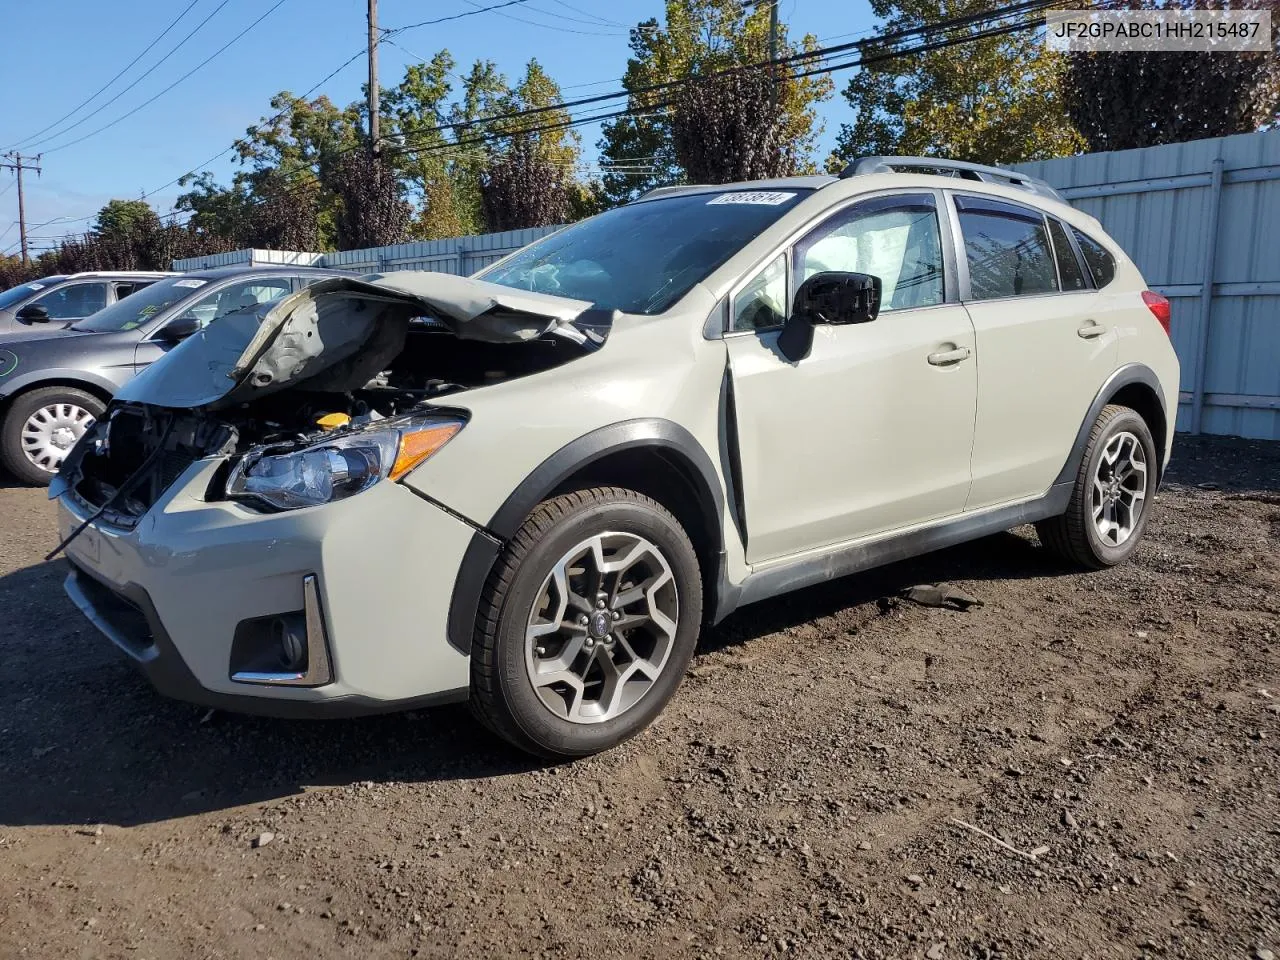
xmin=478 ymin=189 xmax=811 ymax=314
xmin=0 ymin=278 xmax=66 ymax=310
xmin=71 ymin=276 xmax=203 ymax=332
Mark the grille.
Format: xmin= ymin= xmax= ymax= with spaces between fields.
xmin=68 ymin=405 xmax=209 ymax=525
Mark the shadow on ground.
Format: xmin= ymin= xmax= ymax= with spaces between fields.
xmin=0 ymin=529 xmax=1069 ymax=830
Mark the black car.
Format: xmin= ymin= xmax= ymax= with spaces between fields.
xmin=0 ymin=265 xmax=348 ymax=485
xmin=0 ymin=271 xmax=173 ymax=335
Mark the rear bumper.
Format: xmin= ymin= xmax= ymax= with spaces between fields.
xmin=57 ymin=462 xmax=476 ymax=717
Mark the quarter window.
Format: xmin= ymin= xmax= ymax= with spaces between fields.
xmin=957 ymin=198 xmax=1058 ymax=300
xmin=1047 ymin=218 xmax=1088 ymax=291
xmin=1072 ymin=228 xmax=1117 ymax=288
xmin=793 ymin=194 xmax=944 ymax=311
xmin=732 ymin=254 xmax=787 ymax=332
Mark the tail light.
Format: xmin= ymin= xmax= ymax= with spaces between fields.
xmin=1142 ymin=290 xmax=1171 ymax=336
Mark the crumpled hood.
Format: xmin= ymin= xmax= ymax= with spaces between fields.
xmin=116 ymin=272 xmax=597 ymax=409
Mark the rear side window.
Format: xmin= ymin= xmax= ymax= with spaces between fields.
xmin=1072 ymin=228 xmax=1117 ymax=288
xmin=113 ymin=281 xmax=154 ymax=300
xmin=955 ymin=196 xmax=1058 ymax=300
xmin=1047 ymin=219 xmax=1087 ymax=291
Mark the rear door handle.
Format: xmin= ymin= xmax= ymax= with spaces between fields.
xmin=927 ymin=346 xmax=971 ymax=366
xmin=1077 ymin=320 xmax=1106 ymax=339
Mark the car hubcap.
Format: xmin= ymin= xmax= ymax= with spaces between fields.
xmin=525 ymin=532 xmax=678 ymax=725
xmin=21 ymin=402 xmax=95 ymax=474
xmin=1092 ymin=430 xmax=1147 ymax=546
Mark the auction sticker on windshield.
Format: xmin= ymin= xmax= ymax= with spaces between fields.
xmin=173 ymin=279 xmax=208 ymax=289
xmin=707 ymin=192 xmax=797 ymax=205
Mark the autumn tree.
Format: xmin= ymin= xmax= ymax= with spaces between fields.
xmin=329 ymin=152 xmax=413 ymax=249
xmin=1062 ymin=0 xmax=1280 ymax=151
xmin=671 ymin=65 xmax=798 ymax=182
xmin=599 ymin=0 xmax=833 ymax=204
xmin=480 ymin=137 xmax=573 ymax=230
xmin=835 ymin=0 xmax=1084 ymax=166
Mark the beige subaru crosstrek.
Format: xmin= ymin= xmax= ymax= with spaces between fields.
xmin=52 ymin=158 xmax=1180 ymax=759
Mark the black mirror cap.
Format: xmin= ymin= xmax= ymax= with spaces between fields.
xmin=794 ymin=271 xmax=882 ymax=326
xmin=159 ymin=315 xmax=201 ymax=342
xmin=15 ymin=303 xmax=50 ymax=323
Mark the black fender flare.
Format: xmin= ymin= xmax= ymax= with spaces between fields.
xmin=445 ymin=419 xmax=726 ymax=655
xmin=1053 ymin=362 xmax=1168 ymax=488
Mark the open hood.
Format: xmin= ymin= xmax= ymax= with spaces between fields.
xmin=116 ymin=272 xmax=598 ymax=409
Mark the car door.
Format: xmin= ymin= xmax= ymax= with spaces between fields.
xmin=133 ymin=276 xmax=295 ymax=370
xmin=948 ymin=193 xmax=1120 ymax=510
xmin=725 ymin=191 xmax=978 ymax=564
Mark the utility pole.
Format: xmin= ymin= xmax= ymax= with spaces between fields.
xmin=367 ymin=0 xmax=381 ymax=156
xmin=1 ymin=152 xmax=41 ymax=267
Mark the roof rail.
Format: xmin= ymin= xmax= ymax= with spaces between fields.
xmin=841 ymin=156 xmax=1063 ymax=202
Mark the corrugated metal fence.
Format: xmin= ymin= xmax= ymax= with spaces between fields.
xmin=172 ymin=226 xmax=560 ymax=277
xmin=1014 ymin=130 xmax=1280 ymax=440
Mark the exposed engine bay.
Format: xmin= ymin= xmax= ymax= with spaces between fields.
xmin=60 ymin=325 xmax=595 ymax=527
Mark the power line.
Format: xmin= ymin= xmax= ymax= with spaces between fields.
xmin=39 ymin=0 xmax=292 ymax=156
xmin=15 ymin=0 xmax=235 ymax=152
xmin=36 ymin=0 xmax=1064 ymax=243
xmin=385 ymin=0 xmax=533 ymax=32
xmin=389 ymin=0 xmax=1062 ymax=149
xmin=187 ymin=0 xmax=1063 ymax=222
xmin=456 ymin=0 xmax=625 ymax=36
xmin=4 ymin=0 xmax=204 ymax=152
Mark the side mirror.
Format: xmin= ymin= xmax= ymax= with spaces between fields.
xmin=16 ymin=303 xmax=50 ymax=324
xmin=157 ymin=314 xmax=201 ymax=343
xmin=777 ymin=271 xmax=882 ymax=362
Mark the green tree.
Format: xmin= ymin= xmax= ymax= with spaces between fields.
xmin=598 ymin=0 xmax=833 ymax=205
xmin=381 ymin=52 xmax=471 ymax=239
xmin=834 ymin=0 xmax=1084 ymax=167
xmin=93 ymin=199 xmax=161 ymax=238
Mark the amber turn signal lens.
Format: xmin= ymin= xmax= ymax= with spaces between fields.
xmin=390 ymin=422 xmax=462 ymax=480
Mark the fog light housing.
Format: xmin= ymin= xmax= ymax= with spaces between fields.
xmin=229 ymin=575 xmax=334 ymax=687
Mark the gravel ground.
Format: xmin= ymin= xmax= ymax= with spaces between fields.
xmin=0 ymin=435 xmax=1277 ymax=960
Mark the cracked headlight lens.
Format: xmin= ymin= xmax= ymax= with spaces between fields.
xmin=226 ymin=416 xmax=463 ymax=510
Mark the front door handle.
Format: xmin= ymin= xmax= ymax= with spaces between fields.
xmin=927 ymin=346 xmax=971 ymax=366
xmin=1077 ymin=320 xmax=1106 ymax=339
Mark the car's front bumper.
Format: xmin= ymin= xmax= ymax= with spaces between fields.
xmin=57 ymin=460 xmax=475 ymax=716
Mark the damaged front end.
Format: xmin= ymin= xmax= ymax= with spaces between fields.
xmin=55 ymin=273 xmax=609 ymax=527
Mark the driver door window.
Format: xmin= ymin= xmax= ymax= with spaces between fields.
xmin=31 ymin=282 xmax=109 ymax=320
xmin=793 ymin=193 xmax=944 ymax=311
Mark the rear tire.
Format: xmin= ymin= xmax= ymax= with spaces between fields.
xmin=1036 ymin=404 xmax=1157 ymax=569
xmin=0 ymin=386 xmax=105 ymax=486
xmin=470 ymin=486 xmax=703 ymax=760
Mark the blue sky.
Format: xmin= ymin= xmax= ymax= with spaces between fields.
xmin=0 ymin=0 xmax=875 ymax=255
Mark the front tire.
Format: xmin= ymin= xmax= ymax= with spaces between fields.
xmin=1036 ymin=404 xmax=1157 ymax=569
xmin=470 ymin=486 xmax=703 ymax=760
xmin=0 ymin=386 xmax=105 ymax=486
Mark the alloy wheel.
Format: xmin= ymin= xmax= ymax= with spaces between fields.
xmin=1091 ymin=430 xmax=1148 ymax=546
xmin=524 ymin=531 xmax=679 ymax=725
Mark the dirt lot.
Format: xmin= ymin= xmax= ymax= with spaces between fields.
xmin=0 ymin=436 xmax=1277 ymax=960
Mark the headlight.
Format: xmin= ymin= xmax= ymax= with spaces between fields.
xmin=226 ymin=416 xmax=463 ymax=510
